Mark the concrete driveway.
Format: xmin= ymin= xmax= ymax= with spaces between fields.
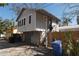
xmin=0 ymin=39 xmax=53 ymax=56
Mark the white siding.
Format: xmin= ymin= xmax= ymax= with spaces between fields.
xmin=17 ymin=9 xmax=58 ymax=32
xmin=17 ymin=9 xmax=36 ymax=32
xmin=36 ymin=12 xmax=47 ymax=31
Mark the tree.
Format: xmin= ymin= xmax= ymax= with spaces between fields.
xmin=10 ymin=3 xmax=53 ymax=15
xmin=63 ymin=4 xmax=79 ymax=25
xmin=62 ymin=17 xmax=72 ymax=26
xmin=0 ymin=3 xmax=8 ymax=7
xmin=0 ymin=17 xmax=4 ymax=34
xmin=3 ymin=19 xmax=14 ymax=31
xmin=0 ymin=17 xmax=14 ymax=34
xmin=63 ymin=31 xmax=74 ymax=55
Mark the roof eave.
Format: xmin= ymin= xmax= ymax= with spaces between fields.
xmin=16 ymin=8 xmax=26 ymax=21
xmin=36 ymin=9 xmax=61 ymax=22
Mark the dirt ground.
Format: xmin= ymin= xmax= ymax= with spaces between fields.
xmin=0 ymin=39 xmax=53 ymax=56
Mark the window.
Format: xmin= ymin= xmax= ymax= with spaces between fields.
xmin=29 ymin=15 xmax=31 ymax=24
xmin=18 ymin=18 xmax=26 ymax=27
xmin=22 ymin=19 xmax=23 ymax=26
xmin=24 ymin=18 xmax=26 ymax=25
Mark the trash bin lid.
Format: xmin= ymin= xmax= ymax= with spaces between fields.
xmin=51 ymin=40 xmax=62 ymax=47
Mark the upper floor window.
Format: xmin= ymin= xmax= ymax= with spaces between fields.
xmin=22 ymin=19 xmax=23 ymax=26
xmin=18 ymin=18 xmax=26 ymax=27
xmin=29 ymin=15 xmax=32 ymax=24
xmin=24 ymin=18 xmax=26 ymax=25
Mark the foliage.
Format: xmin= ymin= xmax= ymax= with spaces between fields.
xmin=0 ymin=3 xmax=8 ymax=7
xmin=0 ymin=18 xmax=14 ymax=34
xmin=62 ymin=17 xmax=72 ymax=26
xmin=0 ymin=18 xmax=4 ymax=34
xmin=63 ymin=4 xmax=79 ymax=25
xmin=10 ymin=3 xmax=54 ymax=15
xmin=63 ymin=31 xmax=74 ymax=55
xmin=63 ymin=31 xmax=79 ymax=56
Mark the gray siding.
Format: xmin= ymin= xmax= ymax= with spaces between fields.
xmin=36 ymin=12 xmax=47 ymax=30
xmin=17 ymin=9 xmax=36 ymax=32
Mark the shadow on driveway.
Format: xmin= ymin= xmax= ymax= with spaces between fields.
xmin=0 ymin=39 xmax=25 ymax=49
xmin=26 ymin=46 xmax=53 ymax=56
xmin=34 ymin=48 xmax=53 ymax=56
xmin=0 ymin=39 xmax=53 ymax=56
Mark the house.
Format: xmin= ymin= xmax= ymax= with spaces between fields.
xmin=16 ymin=8 xmax=60 ymax=46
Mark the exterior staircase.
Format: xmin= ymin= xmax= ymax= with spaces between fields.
xmin=40 ymin=30 xmax=49 ymax=47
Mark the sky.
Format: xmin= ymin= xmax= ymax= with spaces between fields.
xmin=0 ymin=6 xmax=16 ymax=20
xmin=0 ymin=3 xmax=77 ymax=25
xmin=44 ymin=4 xmax=77 ymax=25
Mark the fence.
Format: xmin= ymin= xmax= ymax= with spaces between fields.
xmin=48 ymin=31 xmax=79 ymax=47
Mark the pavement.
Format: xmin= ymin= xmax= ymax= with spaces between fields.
xmin=0 ymin=39 xmax=53 ymax=56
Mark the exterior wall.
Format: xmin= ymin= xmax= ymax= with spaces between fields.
xmin=23 ymin=31 xmax=41 ymax=45
xmin=36 ymin=12 xmax=47 ymax=31
xmin=17 ymin=9 xmax=36 ymax=32
xmin=31 ymin=31 xmax=41 ymax=45
xmin=35 ymin=12 xmax=58 ymax=31
xmin=23 ymin=32 xmax=32 ymax=44
xmin=17 ymin=9 xmax=58 ymax=32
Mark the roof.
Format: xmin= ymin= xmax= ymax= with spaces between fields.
xmin=59 ymin=25 xmax=79 ymax=31
xmin=36 ymin=9 xmax=60 ymax=22
xmin=16 ymin=8 xmax=60 ymax=22
xmin=16 ymin=8 xmax=26 ymax=21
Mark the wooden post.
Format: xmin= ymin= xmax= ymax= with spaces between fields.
xmin=45 ymin=16 xmax=48 ymax=48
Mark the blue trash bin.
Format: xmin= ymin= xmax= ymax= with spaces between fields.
xmin=51 ymin=40 xmax=62 ymax=56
